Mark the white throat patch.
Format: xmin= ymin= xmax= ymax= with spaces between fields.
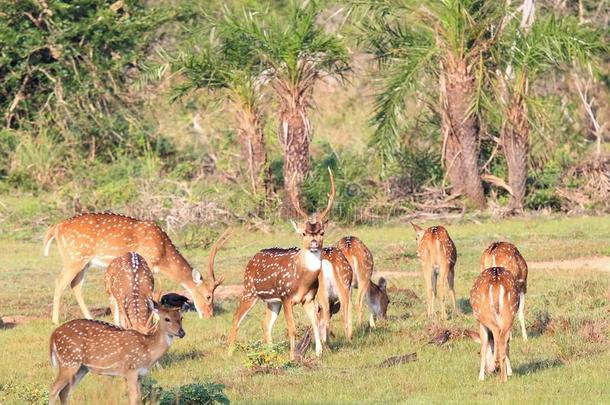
xmin=304 ymin=250 xmax=322 ymax=271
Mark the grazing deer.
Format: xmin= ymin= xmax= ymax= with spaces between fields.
xmin=317 ymin=246 xmax=353 ymax=343
xmin=227 ymin=168 xmax=336 ymax=360
xmin=49 ymin=302 xmax=184 ymax=405
xmin=337 ymin=236 xmax=389 ymax=327
xmin=104 ymin=252 xmax=155 ymax=334
xmin=44 ymin=213 xmax=226 ymax=323
xmin=411 ymin=223 xmax=458 ymax=319
xmin=470 ymin=267 xmax=519 ymax=382
xmin=481 ymin=241 xmax=528 ymax=340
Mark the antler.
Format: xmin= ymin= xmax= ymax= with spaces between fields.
xmin=318 ymin=167 xmax=336 ymax=222
xmin=288 ymin=172 xmax=309 ymax=220
xmin=208 ymin=228 xmax=231 ymax=287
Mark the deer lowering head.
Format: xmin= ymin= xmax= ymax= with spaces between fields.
xmin=43 ymin=213 xmax=229 ymax=323
xmin=227 ymin=168 xmax=336 ymax=360
xmin=470 ymin=267 xmax=519 ymax=383
xmin=49 ymin=302 xmax=184 ymax=405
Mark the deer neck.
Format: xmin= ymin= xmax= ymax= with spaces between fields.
xmin=299 ymin=249 xmax=322 ymax=273
xmin=161 ymin=251 xmax=194 ymax=285
xmin=144 ymin=323 xmax=174 ymax=364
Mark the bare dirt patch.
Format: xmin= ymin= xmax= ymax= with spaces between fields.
xmin=530 ymin=256 xmax=610 ymax=272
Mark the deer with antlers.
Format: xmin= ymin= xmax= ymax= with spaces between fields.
xmin=481 ymin=241 xmax=528 ymax=340
xmin=227 ymin=168 xmax=336 ymax=360
xmin=337 ymin=236 xmax=389 ymax=327
xmin=49 ymin=302 xmax=184 ymax=404
xmin=44 ymin=213 xmax=227 ymax=324
xmin=411 ymin=223 xmax=458 ymax=319
xmin=470 ymin=267 xmax=519 ymax=382
xmin=104 ymin=252 xmax=155 ymax=334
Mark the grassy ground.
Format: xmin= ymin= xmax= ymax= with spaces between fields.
xmin=0 ymin=215 xmax=609 ymax=404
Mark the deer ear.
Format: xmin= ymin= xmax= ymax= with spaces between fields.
xmin=290 ymin=220 xmax=304 ymax=234
xmin=378 ymin=277 xmax=387 ymax=292
xmin=148 ymin=298 xmax=159 ymax=313
xmin=192 ymin=269 xmax=202 ymax=285
xmin=410 ymin=222 xmax=424 ymax=240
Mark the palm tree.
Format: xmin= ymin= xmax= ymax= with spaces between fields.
xmin=170 ymin=28 xmax=270 ymax=198
xmin=491 ymin=7 xmax=605 ymax=211
xmin=355 ymin=0 xmax=504 ymax=209
xmin=222 ymin=2 xmax=350 ymax=208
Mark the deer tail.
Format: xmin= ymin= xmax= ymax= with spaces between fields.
xmin=43 ymin=224 xmax=57 ymax=257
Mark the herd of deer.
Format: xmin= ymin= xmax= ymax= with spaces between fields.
xmin=43 ymin=169 xmax=529 ymax=404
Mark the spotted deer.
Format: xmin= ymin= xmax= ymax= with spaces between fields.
xmin=44 ymin=213 xmax=225 ymax=323
xmin=227 ymin=168 xmax=336 ymax=360
xmin=104 ymin=252 xmax=155 ymax=334
xmin=317 ymin=246 xmax=353 ymax=343
xmin=49 ymin=302 xmax=184 ymax=405
xmin=470 ymin=267 xmax=519 ymax=382
xmin=481 ymin=241 xmax=528 ymax=340
xmin=337 ymin=236 xmax=389 ymax=327
xmin=411 ymin=223 xmax=458 ymax=319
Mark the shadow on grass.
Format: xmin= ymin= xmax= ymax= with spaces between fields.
xmin=159 ymin=348 xmax=206 ymax=367
xmin=514 ymin=358 xmax=563 ymax=375
xmin=458 ymin=298 xmax=472 ymax=315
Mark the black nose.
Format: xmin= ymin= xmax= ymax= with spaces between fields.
xmin=178 ymin=329 xmax=186 ymax=338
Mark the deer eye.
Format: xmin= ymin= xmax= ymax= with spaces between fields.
xmin=302 ymin=233 xmax=306 ymax=237
xmin=164 ymin=317 xmax=171 ymax=322
xmin=320 ymin=232 xmax=325 ymax=236
xmin=206 ymin=295 xmax=212 ymax=300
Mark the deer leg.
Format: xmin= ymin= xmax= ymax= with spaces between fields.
xmin=303 ymin=300 xmax=322 ymax=357
xmin=283 ymin=302 xmax=297 ymax=360
xmin=53 ymin=267 xmax=80 ymax=324
xmin=497 ymin=330 xmax=509 ymax=383
xmin=478 ymin=323 xmax=489 ymax=381
xmin=506 ymin=332 xmax=513 ymax=376
xmin=125 ymin=370 xmax=141 ymax=405
xmin=447 ymin=266 xmax=459 ymax=316
xmin=337 ymin=278 xmax=352 ymax=342
xmin=437 ymin=266 xmax=448 ymax=321
xmin=317 ymin=277 xmax=330 ymax=343
xmin=109 ymin=296 xmax=120 ymax=325
xmin=227 ymin=295 xmax=258 ymax=356
xmin=518 ymin=292 xmax=527 ymax=340
xmin=359 ymin=278 xmax=370 ymax=328
xmin=262 ymin=302 xmax=281 ymax=344
xmin=422 ymin=264 xmax=435 ymax=319
xmin=70 ymin=266 xmax=92 ymax=320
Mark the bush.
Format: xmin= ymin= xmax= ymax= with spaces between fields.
xmin=141 ymin=378 xmax=230 ymax=405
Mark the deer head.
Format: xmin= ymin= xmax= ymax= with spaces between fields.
xmin=289 ymin=168 xmax=336 ymax=253
xmin=410 ymin=222 xmax=425 ymax=244
xmin=151 ymin=300 xmax=185 ymax=339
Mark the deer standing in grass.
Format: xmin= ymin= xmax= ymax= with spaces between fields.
xmin=49 ymin=302 xmax=184 ymax=404
xmin=317 ymin=246 xmax=353 ymax=343
xmin=44 ymin=213 xmax=225 ymax=323
xmin=104 ymin=252 xmax=155 ymax=334
xmin=411 ymin=223 xmax=458 ymax=319
xmin=227 ymin=168 xmax=336 ymax=360
xmin=481 ymin=241 xmax=528 ymax=340
xmin=337 ymin=236 xmax=389 ymax=327
xmin=470 ymin=267 xmax=518 ymax=382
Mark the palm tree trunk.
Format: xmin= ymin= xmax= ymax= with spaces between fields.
xmin=236 ymin=108 xmax=270 ymax=199
xmin=278 ymin=107 xmax=311 ymax=215
xmin=440 ymin=58 xmax=487 ymax=209
xmin=502 ymin=96 xmax=529 ymax=212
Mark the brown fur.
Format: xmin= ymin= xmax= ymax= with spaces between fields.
xmin=104 ymin=252 xmax=154 ymax=334
xmin=411 ymin=223 xmax=458 ymax=319
xmin=49 ymin=304 xmax=184 ymax=404
xmin=44 ymin=213 xmax=224 ymax=323
xmin=337 ymin=236 xmax=389 ymax=327
xmin=470 ymin=267 xmax=519 ymax=382
xmin=481 ymin=241 xmax=528 ymax=340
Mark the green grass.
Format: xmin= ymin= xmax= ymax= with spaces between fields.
xmin=0 ymin=215 xmax=609 ymax=404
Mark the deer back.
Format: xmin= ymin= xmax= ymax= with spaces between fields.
xmin=104 ymin=252 xmax=154 ymax=333
xmin=242 ymin=247 xmax=320 ymax=304
xmin=337 ymin=236 xmax=373 ymax=288
xmin=415 ymin=226 xmax=457 ymax=267
xmin=481 ymin=242 xmax=528 ymax=294
xmin=470 ymin=267 xmax=519 ymax=331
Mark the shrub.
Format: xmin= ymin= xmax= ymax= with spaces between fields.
xmin=141 ymin=378 xmax=230 ymax=405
